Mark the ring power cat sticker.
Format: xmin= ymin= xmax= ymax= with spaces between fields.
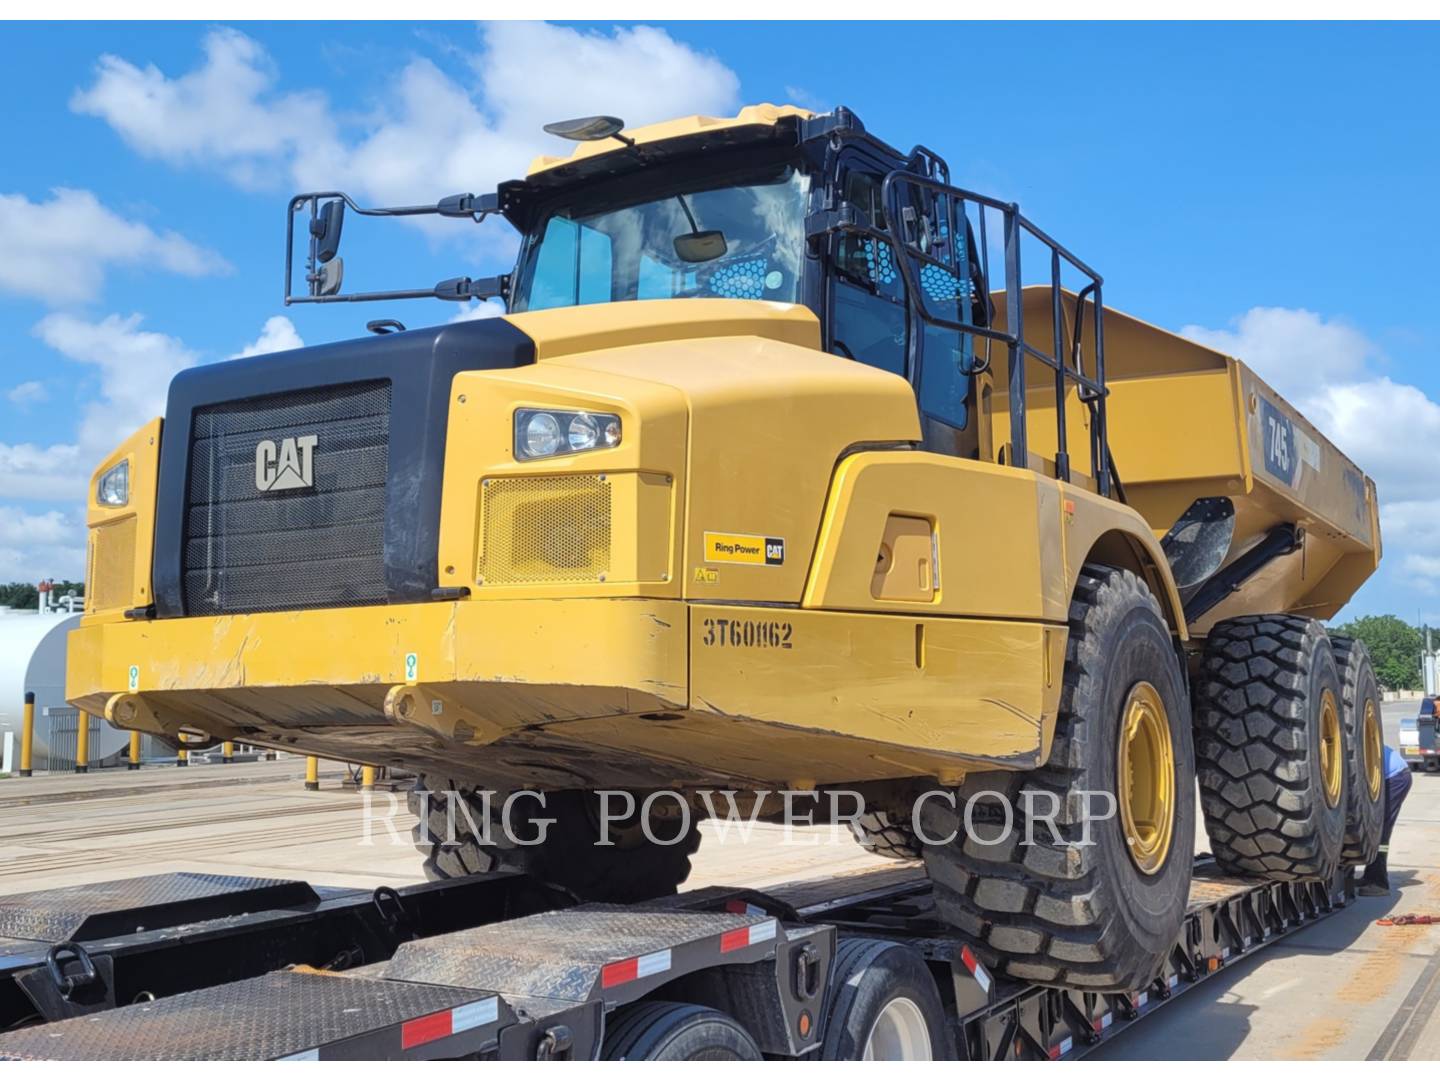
xmin=704 ymin=532 xmax=785 ymax=566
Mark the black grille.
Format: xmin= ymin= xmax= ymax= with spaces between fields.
xmin=183 ymin=381 xmax=392 ymax=615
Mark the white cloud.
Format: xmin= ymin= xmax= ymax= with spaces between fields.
xmin=0 ymin=313 xmax=196 ymax=507
xmin=448 ymin=299 xmax=505 ymax=323
xmin=71 ymin=23 xmax=741 ymax=215
xmin=35 ymin=312 xmax=195 ymax=440
xmin=0 ymin=188 xmax=228 ymax=303
xmin=1181 ymin=307 xmax=1440 ymax=605
xmin=0 ymin=508 xmax=87 ymax=582
xmin=70 ymin=28 xmax=329 ymax=189
xmin=0 ymin=442 xmax=84 ymax=502
xmin=1179 ymin=307 xmax=1377 ymax=404
xmin=7 ymin=381 xmax=47 ymax=407
xmin=233 ymin=315 xmax=303 ymax=358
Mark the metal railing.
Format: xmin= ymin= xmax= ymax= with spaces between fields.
xmin=880 ymin=171 xmax=1112 ymax=496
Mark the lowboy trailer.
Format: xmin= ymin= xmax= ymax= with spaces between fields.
xmin=0 ymin=857 xmax=1353 ymax=1061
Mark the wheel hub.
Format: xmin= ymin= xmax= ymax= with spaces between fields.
xmin=1117 ymin=681 xmax=1176 ymax=875
xmin=1362 ymin=699 xmax=1383 ymax=802
xmin=1319 ymin=690 xmax=1343 ymax=808
xmin=862 ymin=996 xmax=933 ymax=1060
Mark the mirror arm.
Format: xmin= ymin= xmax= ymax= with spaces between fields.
xmin=434 ymin=274 xmax=510 ymax=302
xmin=437 ymin=192 xmax=501 ymax=221
xmin=804 ymin=202 xmax=874 ymax=252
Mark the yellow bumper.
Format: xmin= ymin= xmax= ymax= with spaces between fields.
xmin=68 ymin=600 xmax=1062 ymax=788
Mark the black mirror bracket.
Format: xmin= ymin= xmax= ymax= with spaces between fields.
xmin=434 ymin=274 xmax=510 ymax=303
xmin=804 ymin=202 xmax=874 ymax=253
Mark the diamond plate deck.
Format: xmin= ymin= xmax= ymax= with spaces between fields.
xmin=0 ymin=971 xmax=491 ymax=1060
xmin=384 ymin=903 xmax=765 ymax=1001
xmin=0 ymin=873 xmax=318 ymax=943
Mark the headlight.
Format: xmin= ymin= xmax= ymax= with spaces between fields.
xmin=515 ymin=409 xmax=621 ymax=460
xmin=96 ymin=460 xmax=130 ymax=507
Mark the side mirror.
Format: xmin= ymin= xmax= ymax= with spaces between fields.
xmin=316 ymin=257 xmax=343 ymax=297
xmin=311 ymin=199 xmax=345 ymax=263
xmin=674 ymin=230 xmax=728 ymax=264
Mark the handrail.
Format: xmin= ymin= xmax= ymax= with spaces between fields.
xmin=878 ymin=171 xmax=1112 ymax=496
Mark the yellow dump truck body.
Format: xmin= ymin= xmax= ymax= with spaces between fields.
xmin=993 ymin=288 xmax=1380 ymax=636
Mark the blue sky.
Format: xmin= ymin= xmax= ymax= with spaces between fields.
xmin=1 ymin=20 xmax=1437 ymax=622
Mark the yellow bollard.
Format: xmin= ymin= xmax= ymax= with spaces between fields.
xmin=222 ymin=740 xmax=234 ymax=764
xmin=75 ymin=710 xmax=90 ymax=774
xmin=128 ymin=731 xmax=142 ymax=770
xmin=19 ymin=692 xmax=34 ymax=777
xmin=176 ymin=733 xmax=188 ymax=767
xmin=360 ymin=765 xmax=377 ymax=791
xmin=305 ymin=755 xmax=319 ymax=792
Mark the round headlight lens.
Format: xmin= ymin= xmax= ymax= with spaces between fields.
xmin=568 ymin=413 xmax=599 ymax=451
xmin=601 ymin=417 xmax=621 ymax=447
xmin=523 ymin=412 xmax=562 ymax=457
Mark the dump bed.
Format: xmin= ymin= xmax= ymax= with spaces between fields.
xmin=993 ymin=289 xmax=1380 ymax=635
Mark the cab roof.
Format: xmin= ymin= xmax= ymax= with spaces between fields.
xmin=526 ymin=103 xmax=816 ymax=178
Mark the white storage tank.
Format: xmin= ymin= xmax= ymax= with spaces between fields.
xmin=0 ymin=611 xmax=130 ymax=771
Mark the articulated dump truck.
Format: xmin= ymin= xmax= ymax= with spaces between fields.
xmin=68 ymin=104 xmax=1384 ymax=992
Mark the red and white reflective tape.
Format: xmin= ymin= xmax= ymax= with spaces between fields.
xmin=401 ymin=997 xmax=500 ymax=1050
xmin=1049 ymin=1036 xmax=1074 ymax=1059
xmin=724 ymin=899 xmax=768 ymax=917
xmin=959 ymin=944 xmax=992 ymax=993
xmin=1133 ymin=990 xmax=1149 ymax=1009
xmin=279 ymin=997 xmax=499 ymax=1058
xmin=1166 ymin=974 xmax=1179 ymax=990
xmin=1091 ymin=1012 xmax=1112 ymax=1033
xmin=601 ymin=947 xmax=674 ymax=988
xmin=720 ymin=918 xmax=778 ymax=954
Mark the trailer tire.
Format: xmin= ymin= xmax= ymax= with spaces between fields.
xmin=1332 ymin=636 xmax=1385 ymax=866
xmin=921 ymin=565 xmax=1195 ymax=991
xmin=851 ymin=811 xmax=924 ymax=861
xmin=602 ymin=1002 xmax=762 ymax=1060
xmin=409 ymin=778 xmax=699 ymax=903
xmin=819 ymin=939 xmax=953 ymax=1060
xmin=1194 ymin=615 xmax=1346 ymax=881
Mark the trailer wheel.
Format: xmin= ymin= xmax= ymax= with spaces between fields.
xmin=819 ymin=939 xmax=953 ymax=1060
xmin=921 ymin=565 xmax=1195 ymax=991
xmin=1194 ymin=615 xmax=1346 ymax=880
xmin=1332 ymin=636 xmax=1385 ymax=866
xmin=851 ymin=811 xmax=923 ymax=861
xmin=409 ymin=779 xmax=699 ymax=903
xmin=602 ymin=1001 xmax=762 ymax=1060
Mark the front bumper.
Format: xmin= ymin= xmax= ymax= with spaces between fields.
xmin=68 ymin=600 xmax=1061 ymax=789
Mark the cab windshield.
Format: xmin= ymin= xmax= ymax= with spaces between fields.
xmin=511 ymin=163 xmax=810 ymax=312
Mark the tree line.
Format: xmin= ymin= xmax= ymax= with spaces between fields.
xmin=0 ymin=581 xmax=85 ymax=610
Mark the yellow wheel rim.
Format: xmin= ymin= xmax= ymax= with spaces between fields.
xmin=1319 ymin=690 xmax=1343 ymax=808
xmin=1362 ymin=699 xmax=1383 ymax=802
xmin=1117 ymin=681 xmax=1176 ymax=875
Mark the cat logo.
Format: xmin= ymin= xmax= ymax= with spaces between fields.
xmin=255 ymin=435 xmax=318 ymax=492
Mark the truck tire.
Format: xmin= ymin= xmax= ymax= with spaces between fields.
xmin=819 ymin=938 xmax=953 ymax=1060
xmin=1193 ymin=616 xmax=1346 ymax=881
xmin=1332 ymin=636 xmax=1385 ymax=866
xmin=920 ymin=565 xmax=1195 ymax=991
xmin=603 ymin=1002 xmax=762 ymax=1060
xmin=409 ymin=778 xmax=699 ymax=903
xmin=851 ymin=811 xmax=923 ymax=861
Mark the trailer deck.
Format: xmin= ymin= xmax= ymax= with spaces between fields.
xmin=0 ymin=855 xmax=1352 ymax=1061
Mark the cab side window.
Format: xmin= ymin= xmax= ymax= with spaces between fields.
xmin=528 ymin=217 xmax=613 ymax=310
xmin=830 ymin=170 xmax=907 ymax=376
